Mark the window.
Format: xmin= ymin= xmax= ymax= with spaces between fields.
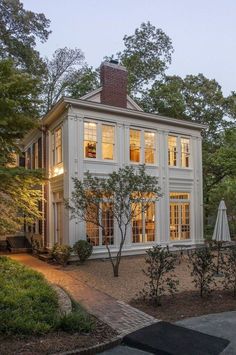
xmin=35 ymin=142 xmax=38 ymax=169
xmin=26 ymin=147 xmax=31 ymax=169
xmin=130 ymin=129 xmax=141 ymax=163
xmin=84 ymin=122 xmax=97 ymax=159
xmin=144 ymin=132 xmax=155 ymax=164
xmin=181 ymin=138 xmax=190 ymax=168
xmin=130 ymin=129 xmax=156 ymax=164
xmin=170 ymin=192 xmax=190 ymax=240
xmin=132 ymin=202 xmax=155 ymax=243
xmin=102 ymin=125 xmax=115 ymax=160
xmin=86 ymin=203 xmax=114 ymax=246
xmin=168 ymin=136 xmax=177 ymax=166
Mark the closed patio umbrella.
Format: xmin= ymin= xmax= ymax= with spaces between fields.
xmin=212 ymin=199 xmax=231 ymax=243
xmin=212 ymin=199 xmax=231 ymax=274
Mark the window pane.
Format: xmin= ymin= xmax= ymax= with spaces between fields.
xmin=102 ymin=203 xmax=114 ymax=245
xmin=170 ymin=192 xmax=190 ymax=240
xmin=168 ymin=136 xmax=177 ymax=166
xmin=55 ymin=128 xmax=62 ymax=164
xmin=86 ymin=205 xmax=99 ymax=246
xmin=181 ymin=138 xmax=190 ymax=168
xmin=102 ymin=125 xmax=114 ymax=160
xmin=132 ymin=203 xmax=142 ymax=243
xmin=84 ymin=122 xmax=97 ymax=158
xmin=130 ymin=129 xmax=141 ymax=163
xmin=145 ymin=203 xmax=155 ymax=242
xmin=145 ymin=132 xmax=155 ymax=164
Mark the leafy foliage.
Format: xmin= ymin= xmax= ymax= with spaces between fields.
xmin=222 ymin=246 xmax=236 ymax=297
xmin=0 ymin=0 xmax=50 ymax=75
xmin=59 ymin=302 xmax=94 ymax=333
xmin=73 ymin=240 xmax=93 ymax=263
xmin=50 ymin=243 xmax=72 ymax=266
xmin=140 ymin=245 xmax=179 ymax=306
xmin=188 ymin=247 xmax=215 ymax=297
xmin=67 ymin=165 xmax=161 ymax=277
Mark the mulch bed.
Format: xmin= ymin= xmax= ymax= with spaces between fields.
xmin=0 ymin=318 xmax=117 ymax=355
xmin=131 ymin=290 xmax=236 ymax=323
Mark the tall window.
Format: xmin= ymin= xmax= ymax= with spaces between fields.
xmin=181 ymin=138 xmax=190 ymax=168
xmin=84 ymin=122 xmax=97 ymax=159
xmin=168 ymin=136 xmax=177 ymax=166
xmin=86 ymin=203 xmax=114 ymax=246
xmin=55 ymin=127 xmax=62 ymax=164
xmin=102 ymin=125 xmax=115 ymax=160
xmin=170 ymin=192 xmax=190 ymax=240
xmin=132 ymin=202 xmax=155 ymax=243
xmin=144 ymin=132 xmax=155 ymax=164
xmin=130 ymin=129 xmax=141 ymax=163
xmin=26 ymin=147 xmax=31 ymax=169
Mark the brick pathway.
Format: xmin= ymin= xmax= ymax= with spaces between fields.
xmin=9 ymin=254 xmax=158 ymax=335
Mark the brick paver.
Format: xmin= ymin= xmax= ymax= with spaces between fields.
xmin=9 ymin=254 xmax=158 ymax=335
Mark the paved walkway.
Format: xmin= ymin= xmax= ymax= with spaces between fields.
xmin=9 ymin=254 xmax=158 ymax=336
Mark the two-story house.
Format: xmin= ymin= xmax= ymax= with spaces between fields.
xmin=23 ymin=60 xmax=205 ymax=257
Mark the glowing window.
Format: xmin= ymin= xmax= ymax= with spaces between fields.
xmin=132 ymin=202 xmax=155 ymax=243
xmin=55 ymin=128 xmax=62 ymax=164
xmin=144 ymin=132 xmax=155 ymax=164
xmin=102 ymin=125 xmax=115 ymax=160
xmin=168 ymin=136 xmax=177 ymax=166
xmin=170 ymin=192 xmax=190 ymax=240
xmin=84 ymin=122 xmax=97 ymax=159
xmin=130 ymin=129 xmax=141 ymax=163
xmin=102 ymin=203 xmax=114 ymax=245
xmin=181 ymin=138 xmax=190 ymax=168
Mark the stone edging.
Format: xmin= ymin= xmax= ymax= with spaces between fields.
xmin=52 ymin=284 xmax=72 ymax=315
xmin=53 ymin=335 xmax=122 ymax=355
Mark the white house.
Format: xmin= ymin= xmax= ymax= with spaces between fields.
xmin=23 ymin=61 xmax=205 ymax=257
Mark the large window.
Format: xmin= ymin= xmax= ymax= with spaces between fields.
xmin=168 ymin=135 xmax=191 ymax=168
xmin=130 ymin=129 xmax=156 ymax=164
xmin=84 ymin=122 xmax=115 ymax=160
xmin=168 ymin=136 xmax=177 ymax=166
xmin=132 ymin=202 xmax=155 ymax=243
xmin=55 ymin=127 xmax=62 ymax=164
xmin=84 ymin=122 xmax=97 ymax=159
xmin=86 ymin=203 xmax=114 ymax=246
xmin=102 ymin=125 xmax=115 ymax=160
xmin=170 ymin=192 xmax=190 ymax=240
xmin=181 ymin=138 xmax=190 ymax=168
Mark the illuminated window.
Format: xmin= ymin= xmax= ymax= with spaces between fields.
xmin=132 ymin=202 xmax=155 ymax=243
xmin=102 ymin=125 xmax=115 ymax=160
xmin=86 ymin=202 xmax=114 ymax=247
xmin=170 ymin=192 xmax=190 ymax=240
xmin=55 ymin=127 xmax=62 ymax=164
xmin=168 ymin=136 xmax=177 ymax=166
xmin=84 ymin=122 xmax=97 ymax=159
xmin=181 ymin=138 xmax=190 ymax=168
xmin=145 ymin=132 xmax=155 ymax=164
xmin=130 ymin=129 xmax=141 ymax=162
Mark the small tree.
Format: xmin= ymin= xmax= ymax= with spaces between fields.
xmin=188 ymin=247 xmax=215 ymax=297
xmin=140 ymin=245 xmax=179 ymax=306
xmin=67 ymin=165 xmax=161 ymax=277
xmin=222 ymin=246 xmax=236 ymax=297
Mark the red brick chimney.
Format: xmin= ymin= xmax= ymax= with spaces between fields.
xmin=100 ymin=61 xmax=128 ymax=108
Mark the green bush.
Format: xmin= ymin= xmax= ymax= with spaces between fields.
xmin=51 ymin=243 xmax=72 ymax=266
xmin=222 ymin=246 xmax=236 ymax=297
xmin=139 ymin=245 xmax=179 ymax=306
xmin=58 ymin=303 xmax=94 ymax=333
xmin=73 ymin=240 xmax=93 ymax=263
xmin=188 ymin=247 xmax=215 ymax=297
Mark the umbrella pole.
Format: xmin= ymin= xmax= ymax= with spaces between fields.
xmin=216 ymin=241 xmax=222 ymax=275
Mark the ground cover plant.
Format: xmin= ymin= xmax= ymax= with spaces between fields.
xmin=0 ymin=256 xmax=92 ymax=335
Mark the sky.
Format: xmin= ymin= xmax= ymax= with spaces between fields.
xmin=22 ymin=0 xmax=236 ymax=95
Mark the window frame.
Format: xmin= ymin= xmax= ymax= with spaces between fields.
xmin=132 ymin=200 xmax=156 ymax=244
xmin=168 ymin=134 xmax=191 ymax=169
xmin=169 ymin=192 xmax=191 ymax=241
xmin=129 ymin=127 xmax=157 ymax=165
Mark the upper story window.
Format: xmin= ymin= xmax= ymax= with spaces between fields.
xmin=168 ymin=135 xmax=190 ymax=168
xmin=130 ymin=129 xmax=156 ymax=164
xmin=84 ymin=121 xmax=115 ymax=161
xmin=55 ymin=127 xmax=62 ymax=164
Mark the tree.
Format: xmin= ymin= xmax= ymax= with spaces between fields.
xmin=107 ymin=22 xmax=173 ymax=94
xmin=0 ymin=59 xmax=43 ymax=235
xmin=67 ymin=65 xmax=99 ymax=99
xmin=0 ymin=0 xmax=51 ymax=75
xmin=42 ymin=47 xmax=85 ymax=112
xmin=67 ymin=165 xmax=161 ymax=277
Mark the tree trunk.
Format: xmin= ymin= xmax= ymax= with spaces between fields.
xmin=113 ymin=263 xmax=119 ymax=277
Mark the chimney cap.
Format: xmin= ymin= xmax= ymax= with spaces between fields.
xmin=109 ymin=59 xmax=119 ymax=65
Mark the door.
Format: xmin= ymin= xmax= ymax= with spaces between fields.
xmin=170 ymin=202 xmax=190 ymax=240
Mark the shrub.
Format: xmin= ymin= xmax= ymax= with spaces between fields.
xmin=58 ymin=303 xmax=94 ymax=333
xmin=222 ymin=246 xmax=236 ymax=297
xmin=73 ymin=240 xmax=93 ymax=263
xmin=188 ymin=247 xmax=215 ymax=297
xmin=139 ymin=245 xmax=179 ymax=306
xmin=51 ymin=243 xmax=72 ymax=266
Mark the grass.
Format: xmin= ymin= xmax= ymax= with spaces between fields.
xmin=0 ymin=256 xmax=93 ymax=335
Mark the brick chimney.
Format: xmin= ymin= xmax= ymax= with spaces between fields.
xmin=100 ymin=60 xmax=128 ymax=108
